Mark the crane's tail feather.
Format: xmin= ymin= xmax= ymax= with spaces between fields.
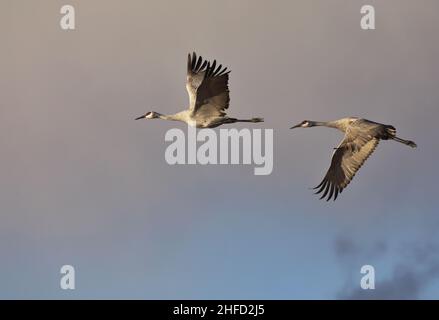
xmin=385 ymin=125 xmax=396 ymax=135
xmin=393 ymin=136 xmax=417 ymax=148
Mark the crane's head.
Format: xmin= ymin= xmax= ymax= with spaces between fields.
xmin=135 ymin=111 xmax=159 ymax=120
xmin=290 ymin=120 xmax=315 ymax=129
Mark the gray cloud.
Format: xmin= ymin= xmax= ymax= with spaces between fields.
xmin=335 ymin=236 xmax=388 ymax=260
xmin=336 ymin=239 xmax=439 ymax=299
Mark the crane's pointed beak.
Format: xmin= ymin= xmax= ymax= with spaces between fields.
xmin=135 ymin=115 xmax=145 ymax=120
xmin=290 ymin=123 xmax=301 ymax=129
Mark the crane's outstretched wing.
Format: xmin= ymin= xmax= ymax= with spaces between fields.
xmin=314 ymin=129 xmax=380 ymax=201
xmin=186 ymin=52 xmax=230 ymax=118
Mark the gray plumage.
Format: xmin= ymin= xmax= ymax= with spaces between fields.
xmin=291 ymin=117 xmax=417 ymax=201
xmin=135 ymin=52 xmax=263 ymax=128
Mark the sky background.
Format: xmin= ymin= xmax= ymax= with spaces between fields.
xmin=1 ymin=0 xmax=438 ymax=299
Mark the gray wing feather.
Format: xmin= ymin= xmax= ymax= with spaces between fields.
xmin=186 ymin=52 xmax=230 ymax=116
xmin=314 ymin=127 xmax=380 ymax=201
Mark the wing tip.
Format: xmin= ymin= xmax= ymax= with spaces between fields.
xmin=187 ymin=52 xmax=230 ymax=77
xmin=313 ymin=179 xmax=343 ymax=202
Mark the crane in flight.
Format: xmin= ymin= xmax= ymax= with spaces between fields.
xmin=290 ymin=117 xmax=417 ymax=201
xmin=135 ymin=52 xmax=263 ymax=128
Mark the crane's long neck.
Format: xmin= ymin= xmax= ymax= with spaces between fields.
xmin=156 ymin=112 xmax=186 ymax=122
xmin=312 ymin=121 xmax=346 ymax=132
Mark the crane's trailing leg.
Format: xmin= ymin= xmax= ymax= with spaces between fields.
xmin=384 ymin=125 xmax=417 ymax=148
xmin=392 ymin=136 xmax=417 ymax=148
xmin=226 ymin=117 xmax=264 ymax=124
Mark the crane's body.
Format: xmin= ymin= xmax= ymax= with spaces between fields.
xmin=135 ymin=52 xmax=263 ymax=128
xmin=291 ymin=117 xmax=417 ymax=201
